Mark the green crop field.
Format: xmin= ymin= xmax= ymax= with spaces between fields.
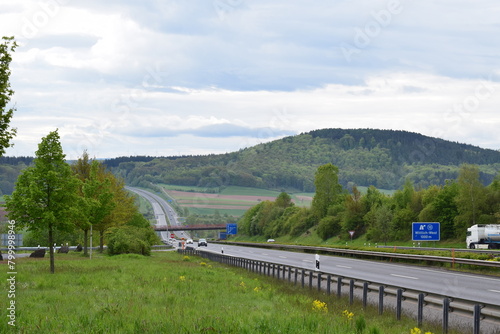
xmin=158 ymin=184 xmax=313 ymax=217
xmin=0 ymin=251 xmax=450 ymax=333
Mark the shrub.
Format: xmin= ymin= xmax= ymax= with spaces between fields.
xmin=107 ymin=226 xmax=157 ymax=256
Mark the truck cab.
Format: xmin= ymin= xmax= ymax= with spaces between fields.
xmin=467 ymin=224 xmax=500 ymax=249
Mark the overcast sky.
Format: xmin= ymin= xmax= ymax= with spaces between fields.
xmin=1 ymin=0 xmax=499 ymax=159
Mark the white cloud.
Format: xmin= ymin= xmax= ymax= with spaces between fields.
xmin=1 ymin=0 xmax=499 ymax=159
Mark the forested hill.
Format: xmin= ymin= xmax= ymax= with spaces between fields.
xmin=308 ymin=128 xmax=500 ymax=165
xmin=105 ymin=128 xmax=500 ymax=192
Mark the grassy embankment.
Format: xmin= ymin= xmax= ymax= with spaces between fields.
xmin=0 ymin=251 xmax=452 ymax=334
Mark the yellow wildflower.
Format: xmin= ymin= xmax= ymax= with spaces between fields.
xmin=312 ymin=300 xmax=328 ymax=313
xmin=342 ymin=309 xmax=354 ymax=321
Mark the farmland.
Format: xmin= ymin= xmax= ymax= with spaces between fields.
xmin=159 ymin=184 xmax=313 ymax=216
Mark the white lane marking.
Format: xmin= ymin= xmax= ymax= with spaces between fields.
xmin=391 ymin=274 xmax=418 ymax=280
xmin=336 ymin=265 xmax=352 ymax=269
xmin=303 ymin=260 xmax=313 ymax=263
xmin=419 ymin=268 xmax=500 ymax=282
xmin=262 ymin=253 xmax=269 ymax=256
xmin=488 ymin=289 xmax=500 ymax=293
xmin=279 ymin=256 xmax=287 ymax=259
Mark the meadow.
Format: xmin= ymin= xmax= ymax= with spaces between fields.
xmin=0 ymin=251 xmax=450 ymax=334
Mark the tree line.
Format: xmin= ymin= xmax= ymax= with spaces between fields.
xmin=5 ymin=130 xmax=158 ymax=273
xmin=238 ymin=163 xmax=500 ymax=244
xmin=1 ymin=129 xmax=499 ymax=197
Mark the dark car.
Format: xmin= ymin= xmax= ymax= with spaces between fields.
xmin=198 ymin=238 xmax=208 ymax=247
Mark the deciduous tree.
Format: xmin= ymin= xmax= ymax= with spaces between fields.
xmin=6 ymin=130 xmax=80 ymax=273
xmin=455 ymin=164 xmax=486 ymax=232
xmin=82 ymin=160 xmax=115 ymax=254
xmin=311 ymin=163 xmax=342 ymax=219
xmin=95 ymin=177 xmax=135 ymax=252
xmin=0 ymin=36 xmax=17 ymax=156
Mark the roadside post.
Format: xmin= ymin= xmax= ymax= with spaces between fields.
xmin=315 ymin=254 xmax=320 ymax=271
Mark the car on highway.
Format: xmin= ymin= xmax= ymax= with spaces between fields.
xmin=186 ymin=239 xmax=193 ymax=244
xmin=267 ymin=239 xmax=275 ymax=242
xmin=198 ymin=238 xmax=208 ymax=247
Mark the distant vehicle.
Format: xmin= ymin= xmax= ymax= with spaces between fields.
xmin=467 ymin=224 xmax=500 ymax=249
xmin=198 ymin=239 xmax=208 ymax=247
xmin=267 ymin=239 xmax=275 ymax=242
xmin=186 ymin=239 xmax=193 ymax=244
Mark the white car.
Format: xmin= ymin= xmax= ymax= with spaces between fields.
xmin=186 ymin=239 xmax=193 ymax=244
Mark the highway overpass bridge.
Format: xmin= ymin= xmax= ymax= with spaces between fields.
xmin=153 ymin=224 xmax=227 ymax=231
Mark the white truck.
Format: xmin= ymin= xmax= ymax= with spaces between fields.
xmin=466 ymin=224 xmax=500 ymax=249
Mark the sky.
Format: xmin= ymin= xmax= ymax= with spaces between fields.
xmin=1 ymin=0 xmax=499 ymax=159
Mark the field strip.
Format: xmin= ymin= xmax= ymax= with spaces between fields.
xmin=166 ymin=189 xmax=278 ymax=201
xmin=179 ymin=204 xmax=252 ymax=209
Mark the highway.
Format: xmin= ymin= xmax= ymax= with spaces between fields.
xmin=201 ymin=243 xmax=500 ymax=305
xmin=126 ymin=187 xmax=190 ymax=242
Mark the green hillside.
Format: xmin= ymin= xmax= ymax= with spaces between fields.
xmin=105 ymin=128 xmax=500 ymax=191
xmin=0 ymin=156 xmax=33 ymax=196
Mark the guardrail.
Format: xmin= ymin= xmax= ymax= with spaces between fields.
xmin=179 ymin=248 xmax=500 ymax=334
xmin=213 ymin=241 xmax=500 ymax=269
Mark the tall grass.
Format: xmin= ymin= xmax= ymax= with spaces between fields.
xmin=1 ymin=252 xmax=452 ymax=333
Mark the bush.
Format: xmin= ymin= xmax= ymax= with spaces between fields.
xmin=316 ymin=215 xmax=341 ymax=240
xmin=107 ymin=226 xmax=157 ymax=256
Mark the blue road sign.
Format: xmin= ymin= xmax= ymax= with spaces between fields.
xmin=412 ymin=222 xmax=440 ymax=241
xmin=226 ymin=223 xmax=238 ymax=235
